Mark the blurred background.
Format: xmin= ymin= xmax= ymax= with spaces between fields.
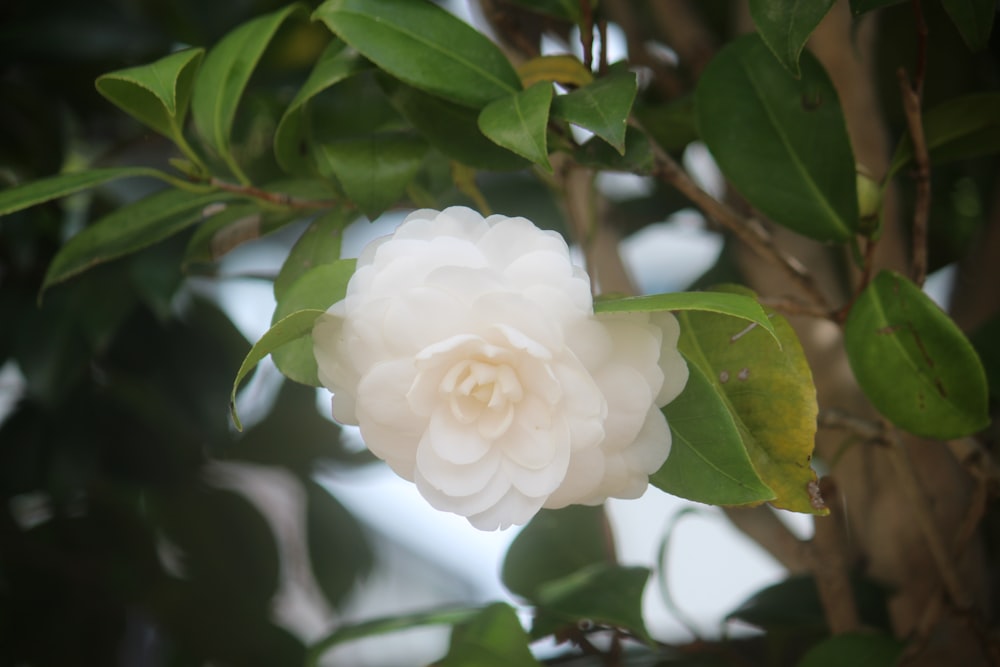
xmin=3 ymin=0 xmax=978 ymax=664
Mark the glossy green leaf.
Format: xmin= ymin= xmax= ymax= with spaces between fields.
xmin=313 ymin=0 xmax=521 ymax=108
xmin=749 ymin=0 xmax=837 ymax=77
xmin=274 ymin=209 xmax=351 ymax=300
xmin=274 ymin=40 xmax=368 ymax=175
xmin=191 ymin=3 xmax=305 ymax=180
xmin=595 ymin=290 xmax=780 ymax=346
xmin=551 ymin=71 xmax=637 ymax=153
xmin=798 ymin=632 xmax=904 ymax=667
xmin=533 ymin=564 xmax=652 ymax=642
xmin=633 ymin=95 xmax=699 ymax=155
xmin=0 ymin=167 xmax=173 ymax=217
xmin=676 ymin=287 xmax=823 ymax=514
xmin=438 ymin=603 xmax=542 ymax=667
xmin=849 ymin=0 xmax=906 ymax=14
xmin=504 ymin=0 xmax=596 ymax=22
xmin=271 ymin=260 xmax=356 ymax=386
xmin=230 ymin=308 xmax=327 ymax=430
xmin=306 ymin=606 xmax=481 ymax=666
xmin=381 ymin=77 xmax=529 ymax=171
xmin=96 ymin=48 xmax=204 ymax=144
xmin=42 ymin=188 xmax=236 ymax=293
xmin=889 ymin=93 xmax=1000 ymax=178
xmin=695 ymin=34 xmax=858 ymax=242
xmin=478 ymin=82 xmax=553 ymax=170
xmin=942 ymin=0 xmax=995 ymax=51
xmin=502 ymin=506 xmax=609 ymax=602
xmin=182 ymin=204 xmax=296 ymax=269
xmin=315 ymin=133 xmax=426 ymax=219
xmin=654 ymin=360 xmax=775 ymax=505
xmin=844 ymin=270 xmax=989 ymax=438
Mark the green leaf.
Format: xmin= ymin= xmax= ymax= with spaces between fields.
xmin=573 ymin=126 xmax=654 ymax=173
xmin=478 ymin=82 xmax=553 ymax=171
xmin=381 ymin=77 xmax=529 ymax=171
xmin=96 ymin=48 xmax=204 ymax=147
xmin=533 ymin=564 xmax=652 ymax=642
xmin=306 ymin=606 xmax=482 ymax=666
xmin=889 ymin=93 xmax=1000 ymax=178
xmin=849 ymin=0 xmax=906 ymax=14
xmin=749 ymin=0 xmax=837 ymax=77
xmin=191 ymin=3 xmax=306 ymax=181
xmin=274 ymin=40 xmax=369 ymax=175
xmin=271 ymin=260 xmax=356 ymax=386
xmin=595 ymin=290 xmax=780 ymax=346
xmin=551 ymin=71 xmax=637 ymax=153
xmin=314 ymin=133 xmax=427 ymax=219
xmin=42 ymin=188 xmax=236 ymax=293
xmin=676 ymin=287 xmax=823 ymax=514
xmin=653 ymin=360 xmax=775 ymax=505
xmin=633 ymin=95 xmax=699 ymax=155
xmin=304 ymin=480 xmax=372 ymax=609
xmin=0 ymin=167 xmax=173 ymax=217
xmin=502 ymin=506 xmax=609 ymax=602
xmin=438 ymin=603 xmax=542 ymax=667
xmin=798 ymin=632 xmax=904 ymax=667
xmin=274 ymin=209 xmax=351 ymax=300
xmin=941 ymin=0 xmax=995 ymax=51
xmin=844 ymin=270 xmax=990 ymax=439
xmin=695 ymin=33 xmax=858 ymax=242
xmin=230 ymin=308 xmax=327 ymax=430
xmin=313 ymin=0 xmax=521 ymax=108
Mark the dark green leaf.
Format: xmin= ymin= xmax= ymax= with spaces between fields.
xmin=695 ymin=34 xmax=858 ymax=242
xmin=305 ymin=480 xmax=372 ymax=609
xmin=798 ymin=632 xmax=904 ymax=667
xmin=42 ymin=188 xmax=236 ymax=293
xmin=274 ymin=40 xmax=369 ymax=175
xmin=573 ymin=127 xmax=654 ymax=173
xmin=96 ymin=48 xmax=204 ymax=145
xmin=313 ymin=0 xmax=521 ymax=108
xmin=0 ymin=167 xmax=173 ymax=217
xmin=749 ymin=0 xmax=837 ymax=77
xmin=381 ymin=77 xmax=530 ymax=171
xmin=478 ymin=82 xmax=553 ymax=170
xmin=849 ymin=0 xmax=906 ymax=14
xmin=502 ymin=506 xmax=609 ymax=602
xmin=552 ymin=71 xmax=637 ymax=153
xmin=653 ymin=360 xmax=775 ymax=505
xmin=889 ymin=93 xmax=1000 ymax=178
xmin=533 ymin=564 xmax=652 ymax=642
xmin=306 ymin=606 xmax=482 ymax=666
xmin=271 ymin=260 xmax=356 ymax=386
xmin=230 ymin=308 xmax=327 ymax=430
xmin=941 ymin=0 xmax=995 ymax=51
xmin=504 ymin=0 xmax=596 ymax=22
xmin=438 ymin=603 xmax=542 ymax=667
xmin=274 ymin=209 xmax=351 ymax=300
xmin=191 ymin=4 xmax=306 ymax=180
xmin=595 ymin=290 xmax=780 ymax=345
xmin=633 ymin=96 xmax=699 ymax=155
xmin=844 ymin=270 xmax=990 ymax=439
xmin=676 ymin=287 xmax=823 ymax=514
xmin=314 ymin=133 xmax=427 ymax=219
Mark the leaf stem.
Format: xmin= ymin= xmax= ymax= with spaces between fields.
xmin=207 ymin=177 xmax=338 ymax=210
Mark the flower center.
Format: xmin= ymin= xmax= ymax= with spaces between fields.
xmin=440 ymin=360 xmax=523 ymax=438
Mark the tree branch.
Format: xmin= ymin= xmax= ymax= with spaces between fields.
xmin=897 ymin=68 xmax=931 ymax=287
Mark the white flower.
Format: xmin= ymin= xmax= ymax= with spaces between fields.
xmin=313 ymin=207 xmax=688 ymax=530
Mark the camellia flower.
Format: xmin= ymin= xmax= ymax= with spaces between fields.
xmin=313 ymin=207 xmax=688 ymax=530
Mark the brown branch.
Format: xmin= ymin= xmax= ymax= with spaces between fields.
xmin=640 ymin=128 xmax=832 ymax=311
xmin=759 ymin=297 xmax=835 ymax=320
xmin=897 ymin=68 xmax=931 ymax=287
xmin=209 ymin=178 xmax=339 ymax=210
xmin=807 ymin=478 xmax=860 ymax=634
xmin=886 ymin=427 xmax=973 ymax=611
xmin=722 ymin=506 xmax=809 ymax=572
xmin=579 ymin=0 xmax=594 ymax=70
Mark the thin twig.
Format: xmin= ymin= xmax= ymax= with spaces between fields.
xmin=579 ymin=0 xmax=594 ymax=70
xmin=208 ymin=177 xmax=338 ymax=210
xmin=897 ymin=68 xmax=931 ymax=287
xmin=808 ymin=478 xmax=860 ymax=634
xmin=639 ymin=124 xmax=832 ymax=310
